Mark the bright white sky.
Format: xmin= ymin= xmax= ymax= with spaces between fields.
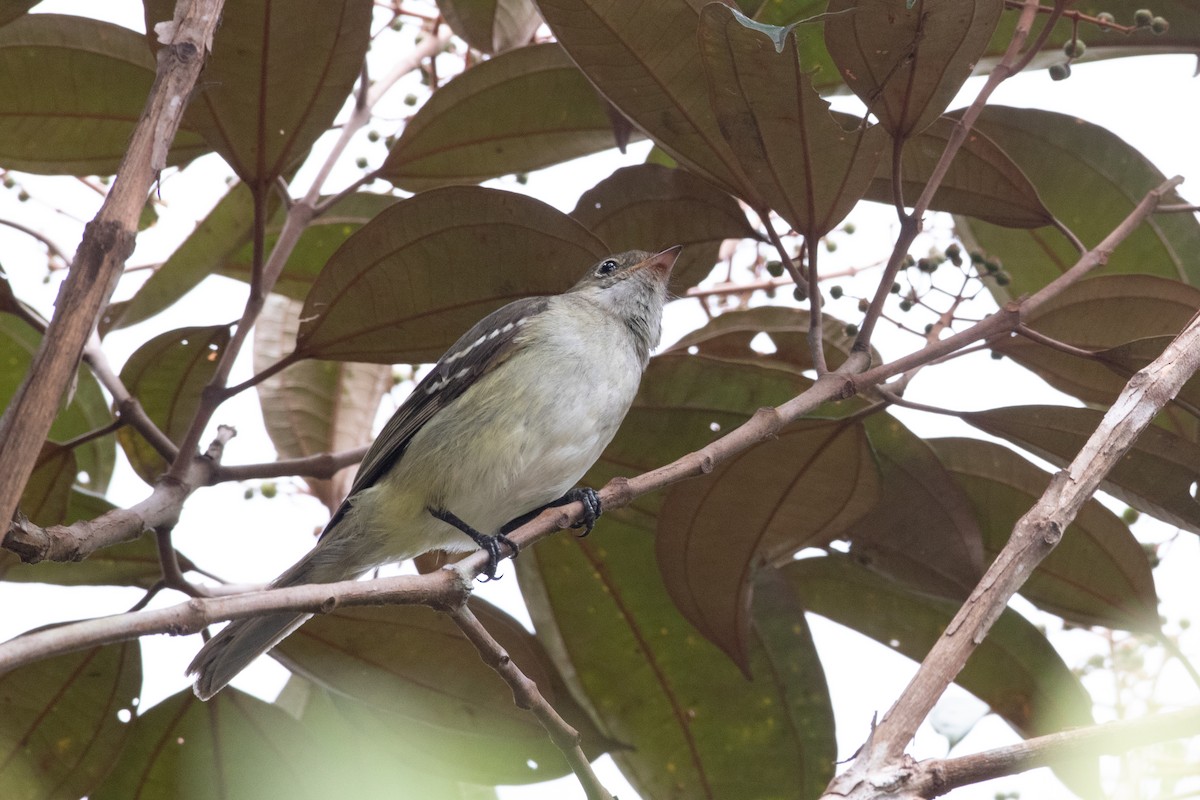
xmin=1 ymin=3 xmax=1198 ymax=799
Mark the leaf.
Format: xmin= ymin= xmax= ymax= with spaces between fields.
xmin=866 ymin=115 xmax=1053 ymax=228
xmin=0 ymin=316 xmax=113 ymax=493
xmin=19 ymin=443 xmax=75 ymax=526
xmin=438 ymin=0 xmax=541 ymax=52
xmin=255 ymin=296 xmax=391 ymax=512
xmin=519 ymin=519 xmax=836 ymax=800
xmin=1097 ymin=336 xmax=1200 ymax=441
xmin=221 ymin=192 xmax=397 ymax=301
xmin=273 ymin=600 xmax=614 ymax=785
xmin=665 ymin=305 xmax=877 ymax=373
xmin=930 ymin=437 xmax=1160 ymax=631
xmin=104 ymin=184 xmax=258 ymax=333
xmin=0 ymin=1 xmax=37 ymax=29
xmin=280 ymin=679 xmax=498 ymax=798
xmin=657 ymin=417 xmax=879 ymax=671
xmin=92 ymin=688 xmax=330 ymax=800
xmin=782 ymin=554 xmax=1101 ymax=797
xmin=118 ymin=325 xmax=230 ymax=484
xmin=699 ymin=5 xmax=886 ymax=236
xmin=851 ymin=414 xmax=985 ymax=599
xmin=143 ymin=0 xmax=372 ymax=188
xmin=0 ymin=14 xmax=208 ymax=175
xmin=571 ymin=164 xmax=756 ymax=289
xmin=992 ymin=275 xmax=1200 ymax=440
xmin=963 ymin=405 xmax=1200 ymax=536
xmin=954 ymin=106 xmax=1200 ymax=300
xmin=824 ymin=0 xmax=1004 ymax=139
xmin=295 ymin=186 xmax=607 ymax=363
xmin=587 ymin=353 xmax=813 ymax=529
xmin=537 ymin=0 xmax=757 ymax=199
xmin=383 ymin=43 xmax=630 ymax=191
xmin=0 ymin=642 xmax=141 ymax=800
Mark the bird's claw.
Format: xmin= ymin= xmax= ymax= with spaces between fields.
xmin=564 ymin=487 xmax=602 ymax=537
xmin=477 ymin=533 xmax=519 ymax=582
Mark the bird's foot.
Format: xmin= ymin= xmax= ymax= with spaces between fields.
xmin=562 ymin=487 xmax=602 ymax=537
xmin=428 ymin=506 xmax=518 ymax=581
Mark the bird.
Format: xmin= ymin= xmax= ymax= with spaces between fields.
xmin=188 ymin=246 xmax=681 ymax=699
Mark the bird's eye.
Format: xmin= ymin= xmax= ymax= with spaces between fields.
xmin=596 ymin=259 xmax=618 ymax=276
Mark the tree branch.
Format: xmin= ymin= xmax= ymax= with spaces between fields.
xmin=0 ymin=0 xmax=224 ymax=529
xmin=823 ymin=292 xmax=1200 ymax=799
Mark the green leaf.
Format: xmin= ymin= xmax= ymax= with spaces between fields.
xmin=657 ymin=417 xmax=879 ymax=671
xmin=92 ymin=688 xmax=329 ymax=800
xmin=992 ymin=275 xmax=1200 ymax=440
xmin=824 ymin=0 xmax=1004 ymax=139
xmin=537 ymin=0 xmax=758 ymax=200
xmin=0 ymin=14 xmax=208 ymax=175
xmin=782 ymin=554 xmax=1100 ymax=796
xmin=954 ymin=106 xmax=1200 ymax=300
xmin=221 ymin=192 xmax=397 ymax=301
xmin=665 ymin=305 xmax=878 ymax=373
xmin=19 ymin=443 xmax=75 ymax=526
xmin=296 ymin=186 xmax=607 ymax=363
xmin=143 ymin=0 xmax=372 ymax=188
xmin=852 ymin=414 xmax=985 ymax=599
xmin=383 ymin=43 xmax=631 ymax=191
xmin=0 ymin=642 xmax=141 ymax=800
xmin=273 ymin=600 xmax=615 ymax=785
xmin=587 ymin=353 xmax=813 ymax=529
xmin=866 ymin=115 xmax=1053 ymax=228
xmin=930 ymin=437 xmax=1160 ymax=631
xmin=0 ymin=315 xmax=113 ymax=494
xmin=254 ymin=295 xmax=391 ymax=513
xmin=281 ymin=679 xmax=498 ymax=798
xmin=438 ymin=0 xmax=541 ymax=52
xmin=520 ymin=520 xmax=836 ymax=800
xmin=963 ymin=405 xmax=1200 ymax=536
xmin=571 ymin=164 xmax=756 ymax=289
xmin=699 ymin=4 xmax=886 ymax=236
xmin=104 ymin=184 xmax=258 ymax=333
xmin=118 ymin=325 xmax=230 ymax=484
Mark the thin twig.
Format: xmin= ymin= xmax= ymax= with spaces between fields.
xmin=0 ymin=218 xmax=73 ymax=265
xmin=214 ymin=445 xmax=369 ymax=483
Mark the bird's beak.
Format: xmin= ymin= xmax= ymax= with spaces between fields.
xmin=634 ymin=245 xmax=682 ymax=279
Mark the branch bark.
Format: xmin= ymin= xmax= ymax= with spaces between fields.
xmin=0 ymin=0 xmax=224 ymax=530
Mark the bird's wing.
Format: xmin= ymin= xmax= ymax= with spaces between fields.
xmin=321 ymin=295 xmax=550 ymax=534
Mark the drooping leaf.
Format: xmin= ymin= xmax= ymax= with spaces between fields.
xmin=866 ymin=115 xmax=1053 ymax=228
xmin=571 ymin=164 xmax=756 ymax=289
xmin=222 ymin=192 xmax=397 ymax=301
xmin=382 ymin=44 xmax=630 ymax=191
xmin=0 ymin=316 xmax=113 ymax=494
xmin=954 ymin=106 xmax=1200 ymax=300
xmin=0 ymin=642 xmax=141 ymax=800
xmin=0 ymin=14 xmax=208 ymax=175
xmin=824 ymin=0 xmax=1004 ymax=139
xmin=273 ymin=600 xmax=615 ymax=785
xmin=19 ymin=443 xmax=75 ymax=526
xmin=438 ymin=0 xmax=541 ymax=52
xmin=665 ymin=305 xmax=878 ymax=373
xmin=993 ymin=275 xmax=1200 ymax=440
xmin=143 ymin=0 xmax=372 ymax=188
xmin=281 ymin=679 xmax=498 ymax=798
xmin=254 ymin=296 xmax=389 ymax=512
xmin=699 ymin=5 xmax=886 ymax=236
xmin=963 ymin=405 xmax=1200 ymax=536
xmin=930 ymin=437 xmax=1160 ymax=631
xmin=295 ymin=186 xmax=607 ymax=363
xmin=519 ymin=520 xmax=836 ymax=800
xmin=104 ymin=184 xmax=258 ymax=333
xmin=117 ymin=325 xmax=230 ymax=484
xmin=851 ymin=414 xmax=985 ymax=599
xmin=657 ymin=417 xmax=879 ymax=671
xmin=783 ymin=554 xmax=1100 ymax=797
xmin=586 ymin=353 xmax=813 ymax=529
xmin=537 ymin=0 xmax=757 ymax=199
xmin=92 ymin=688 xmax=329 ymax=800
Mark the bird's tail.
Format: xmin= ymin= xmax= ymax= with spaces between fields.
xmin=187 ymin=537 xmax=361 ymax=700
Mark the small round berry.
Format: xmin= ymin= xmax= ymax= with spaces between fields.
xmin=766 ymin=260 xmax=784 ymax=277
xmin=1063 ymin=38 xmax=1086 ymax=58
xmin=899 ymin=300 xmax=912 ymax=312
xmin=1134 ymin=8 xmax=1153 ymax=27
xmin=830 ymin=285 xmax=844 ymax=299
xmin=1096 ymin=11 xmax=1115 ymax=28
xmin=890 ymin=282 xmax=901 ymax=294
xmin=1049 ymin=62 xmax=1071 ymax=81
xmin=825 ymin=240 xmax=838 ymax=253
xmin=793 ymin=286 xmax=808 ymax=302
xmin=842 ymin=222 xmax=856 ymax=235
xmin=844 ymin=323 xmax=858 ymax=336
xmin=1150 ymin=16 xmax=1169 ymax=34
xmin=857 ymin=298 xmax=869 ymax=313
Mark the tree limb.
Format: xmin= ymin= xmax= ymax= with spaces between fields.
xmin=0 ymin=0 xmax=225 ymax=529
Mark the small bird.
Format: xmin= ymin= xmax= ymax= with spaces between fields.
xmin=188 ymin=246 xmax=681 ymax=699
